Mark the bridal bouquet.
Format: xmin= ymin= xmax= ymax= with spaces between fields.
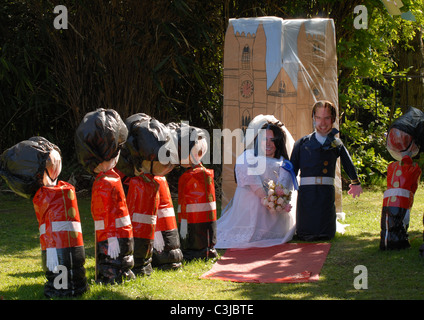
xmin=261 ymin=180 xmax=292 ymax=213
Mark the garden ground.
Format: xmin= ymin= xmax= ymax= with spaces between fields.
xmin=1 ymin=185 xmax=424 ymax=301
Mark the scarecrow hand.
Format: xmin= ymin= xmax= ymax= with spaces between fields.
xmin=46 ymin=247 xmax=59 ymax=272
xmin=107 ymin=237 xmax=120 ymax=259
xmin=348 ymin=184 xmax=363 ymax=198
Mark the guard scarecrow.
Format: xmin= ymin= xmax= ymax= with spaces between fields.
xmin=116 ymin=113 xmax=182 ymax=273
xmin=75 ymin=108 xmax=134 ymax=284
xmin=0 ymin=137 xmax=88 ymax=297
xmin=151 ymin=174 xmax=183 ymax=269
xmin=168 ymin=122 xmax=217 ymax=260
xmin=380 ymin=107 xmax=423 ymax=250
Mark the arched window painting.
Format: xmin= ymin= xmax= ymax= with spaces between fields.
xmin=242 ymin=45 xmax=250 ymax=70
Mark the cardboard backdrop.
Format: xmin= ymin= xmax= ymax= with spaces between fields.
xmin=221 ymin=17 xmax=342 ymax=211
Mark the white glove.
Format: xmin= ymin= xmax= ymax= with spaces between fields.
xmin=107 ymin=237 xmax=120 ymax=259
xmin=180 ymin=219 xmax=188 ymax=240
xmin=46 ymin=247 xmax=59 ymax=272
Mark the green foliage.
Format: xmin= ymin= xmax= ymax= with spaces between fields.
xmin=0 ymin=1 xmax=67 ymax=155
xmin=0 ymin=0 xmax=424 ymax=187
xmin=0 ymin=0 xmax=226 ymax=160
xmin=340 ymin=80 xmax=399 ymax=184
xmin=338 ymin=1 xmax=424 ymax=185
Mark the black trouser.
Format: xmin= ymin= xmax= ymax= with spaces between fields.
xmin=42 ymin=246 xmax=88 ymax=298
xmin=133 ymin=237 xmax=154 ymax=276
xmin=180 ymin=221 xmax=217 ymax=260
xmin=152 ymin=229 xmax=183 ymax=269
xmin=96 ymin=237 xmax=135 ymax=284
xmin=296 ymin=185 xmax=336 ymax=241
xmin=380 ymin=206 xmax=410 ymax=250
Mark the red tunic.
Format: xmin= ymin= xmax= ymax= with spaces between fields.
xmin=33 ymin=181 xmax=84 ymax=250
xmin=154 ymin=176 xmax=178 ymax=231
xmin=383 ymin=155 xmax=421 ymax=210
xmin=178 ymin=164 xmax=217 ymax=224
xmin=91 ymin=169 xmax=133 ymax=242
xmin=127 ymin=173 xmax=159 ymax=240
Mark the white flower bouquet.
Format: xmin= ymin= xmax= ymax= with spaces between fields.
xmin=261 ymin=179 xmax=292 ymax=213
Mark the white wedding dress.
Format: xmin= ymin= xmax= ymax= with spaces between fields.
xmin=215 ymin=149 xmax=297 ymax=249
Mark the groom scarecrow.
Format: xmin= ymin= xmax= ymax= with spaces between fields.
xmin=290 ymin=100 xmax=363 ymax=241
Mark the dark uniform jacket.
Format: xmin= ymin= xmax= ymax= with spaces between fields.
xmin=290 ymin=128 xmax=359 ymax=240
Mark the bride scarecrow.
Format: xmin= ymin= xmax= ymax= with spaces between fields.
xmin=216 ymin=114 xmax=297 ymax=249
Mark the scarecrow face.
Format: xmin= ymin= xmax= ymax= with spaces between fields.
xmin=180 ymin=136 xmax=208 ymax=167
xmin=93 ymin=153 xmax=120 ymax=174
xmin=261 ymin=129 xmax=276 ymax=158
xmin=313 ymin=106 xmax=334 ymax=136
xmin=43 ymin=149 xmax=62 ymax=187
xmin=141 ymin=160 xmax=174 ymax=176
xmin=387 ymin=127 xmax=419 ymax=160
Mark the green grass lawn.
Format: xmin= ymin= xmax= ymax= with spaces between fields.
xmin=1 ymin=185 xmax=424 ymax=300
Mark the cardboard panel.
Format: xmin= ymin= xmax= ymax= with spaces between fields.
xmin=222 ymin=17 xmax=341 ymax=212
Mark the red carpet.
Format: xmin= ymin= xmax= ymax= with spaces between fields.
xmin=201 ymin=243 xmax=331 ymax=283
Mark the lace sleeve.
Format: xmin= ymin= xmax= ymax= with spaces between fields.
xmin=278 ymin=166 xmax=294 ymax=190
xmin=235 ymin=151 xmax=263 ymax=188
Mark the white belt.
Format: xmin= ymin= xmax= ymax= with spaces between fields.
xmin=39 ymin=221 xmax=82 ymax=235
xmin=383 ymin=188 xmax=411 ymax=199
xmin=132 ymin=213 xmax=157 ymax=225
xmin=186 ymin=201 xmax=216 ymax=213
xmin=177 ymin=202 xmax=216 ymax=213
xmin=300 ymin=176 xmax=335 ymax=186
xmin=94 ymin=215 xmax=132 ymax=231
xmin=157 ymin=207 xmax=175 ymax=218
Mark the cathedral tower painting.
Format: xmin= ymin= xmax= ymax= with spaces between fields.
xmin=222 ymin=17 xmax=341 ymax=211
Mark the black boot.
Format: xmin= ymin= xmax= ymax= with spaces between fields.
xmin=380 ymin=206 xmax=410 ymax=250
xmin=180 ymin=221 xmax=217 ymax=261
xmin=152 ymin=229 xmax=183 ymax=270
xmin=96 ymin=238 xmax=135 ymax=284
xmin=133 ymin=237 xmax=154 ymax=276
